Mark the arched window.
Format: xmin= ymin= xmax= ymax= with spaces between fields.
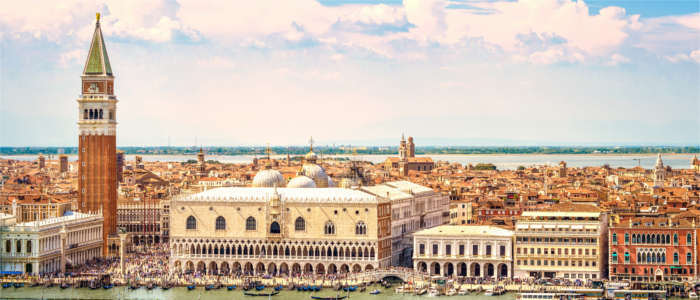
xmin=355 ymin=221 xmax=367 ymax=235
xmin=215 ymin=216 xmax=226 ymax=230
xmin=295 ymin=217 xmax=305 ymax=231
xmin=637 ymin=253 xmax=641 ymax=263
xmin=662 ymin=253 xmax=666 ymax=263
xmin=687 ymin=233 xmax=692 ymax=244
xmin=99 ymin=109 xmax=103 ymax=119
xmin=186 ymin=216 xmax=196 ymax=230
xmin=612 ymin=252 xmax=618 ymax=263
xmin=674 ymin=234 xmax=679 ymax=245
xmin=324 ymin=221 xmax=335 ymax=235
xmin=4 ymin=240 xmax=9 ymax=253
xmin=246 ymin=217 xmax=256 ymax=231
xmin=89 ymin=109 xmax=93 ymax=119
xmin=688 ymin=253 xmax=692 ymax=264
xmin=674 ymin=252 xmax=679 ymax=264
xmin=84 ymin=109 xmax=88 ymax=120
xmin=26 ymin=241 xmax=31 ymax=253
xmin=612 ymin=233 xmax=617 ymax=244
xmin=624 ymin=233 xmax=629 ymax=244
xmin=270 ymin=221 xmax=281 ymax=234
xmin=109 ymin=110 xmax=114 ymax=120
xmin=16 ymin=241 xmax=21 ymax=253
xmin=666 ymin=234 xmax=670 ymax=244
xmin=624 ymin=252 xmax=630 ymax=263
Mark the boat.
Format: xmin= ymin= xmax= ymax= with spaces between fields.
xmin=2 ymin=283 xmax=12 ymax=289
xmin=44 ymin=282 xmax=54 ymax=288
xmin=256 ymin=285 xmax=266 ymax=291
xmin=13 ymin=282 xmax=24 ymax=288
xmin=161 ymin=285 xmax=171 ymax=291
xmin=147 ymin=282 xmax=156 ymax=290
xmin=228 ymin=285 xmax=237 ymax=291
xmin=517 ymin=292 xmax=585 ymax=300
xmin=458 ymin=287 xmax=468 ymax=295
xmin=60 ymin=283 xmax=70 ymax=289
xmin=416 ymin=288 xmax=427 ymax=296
xmin=690 ymin=292 xmax=698 ymax=299
xmin=360 ymin=285 xmax=366 ymax=292
xmin=244 ymin=291 xmax=280 ymax=296
xmin=205 ymin=284 xmax=215 ymax=291
xmin=275 ymin=285 xmax=283 ymax=291
xmin=311 ymin=296 xmax=347 ymax=300
xmin=612 ymin=290 xmax=667 ymax=300
xmin=288 ymin=284 xmax=296 ymax=291
xmin=446 ymin=289 xmax=457 ymax=296
xmin=129 ymin=284 xmax=140 ymax=290
xmin=187 ymin=285 xmax=196 ymax=291
xmin=312 ymin=286 xmax=321 ymax=292
xmin=370 ymin=289 xmax=381 ymax=295
xmin=428 ymin=288 xmax=440 ymax=297
xmin=89 ymin=282 xmax=100 ymax=290
xmin=103 ymin=284 xmax=114 ymax=290
xmin=343 ymin=286 xmax=357 ymax=292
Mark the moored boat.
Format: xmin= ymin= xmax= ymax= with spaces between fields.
xmin=370 ymin=289 xmax=381 ymax=295
xmin=244 ymin=291 xmax=280 ymax=296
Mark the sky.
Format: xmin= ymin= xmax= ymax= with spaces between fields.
xmin=0 ymin=0 xmax=698 ymax=147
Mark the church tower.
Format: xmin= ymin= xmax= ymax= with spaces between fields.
xmin=653 ymin=153 xmax=666 ymax=187
xmin=77 ymin=13 xmax=118 ymax=255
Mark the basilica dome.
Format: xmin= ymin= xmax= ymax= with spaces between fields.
xmin=301 ymin=163 xmax=329 ymax=188
xmin=252 ymin=167 xmax=286 ymax=188
xmin=287 ymin=175 xmax=317 ymax=188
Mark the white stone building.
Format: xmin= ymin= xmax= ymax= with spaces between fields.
xmin=413 ymin=225 xmax=514 ymax=278
xmin=0 ymin=211 xmax=103 ymax=274
xmin=361 ymin=180 xmax=450 ymax=266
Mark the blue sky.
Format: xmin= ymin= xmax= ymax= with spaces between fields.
xmin=0 ymin=0 xmax=698 ymax=147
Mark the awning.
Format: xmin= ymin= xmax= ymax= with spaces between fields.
xmin=529 ymin=224 xmax=542 ymax=229
xmin=558 ymin=225 xmax=569 ymax=228
xmin=584 ymin=225 xmax=598 ymax=229
xmin=544 ymin=224 xmax=556 ymax=228
xmin=516 ymin=224 xmax=529 ymax=229
xmin=571 ymin=225 xmax=583 ymax=229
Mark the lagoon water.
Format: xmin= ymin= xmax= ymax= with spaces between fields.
xmin=2 ymin=154 xmax=697 ymax=170
xmin=0 ymin=286 xmax=508 ymax=300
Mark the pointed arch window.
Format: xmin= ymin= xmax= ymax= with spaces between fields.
xmin=612 ymin=233 xmax=617 ymax=244
xmin=246 ymin=217 xmax=257 ymax=231
xmin=612 ymin=252 xmax=618 ymax=263
xmin=186 ymin=216 xmax=196 ymax=230
xmin=688 ymin=252 xmax=692 ymax=264
xmin=687 ymin=233 xmax=692 ymax=245
xmin=674 ymin=252 xmax=679 ymax=264
xmin=270 ymin=221 xmax=281 ymax=234
xmin=324 ymin=221 xmax=335 ymax=235
xmin=295 ymin=217 xmax=305 ymax=231
xmin=215 ymin=216 xmax=226 ymax=230
xmin=355 ymin=221 xmax=367 ymax=235
xmin=674 ymin=234 xmax=679 ymax=245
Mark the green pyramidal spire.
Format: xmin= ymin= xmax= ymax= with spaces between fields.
xmin=83 ymin=13 xmax=113 ymax=76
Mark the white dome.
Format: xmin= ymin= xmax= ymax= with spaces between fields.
xmin=252 ymin=168 xmax=286 ymax=188
xmin=305 ymin=151 xmax=318 ymax=162
xmin=287 ymin=176 xmax=317 ymax=188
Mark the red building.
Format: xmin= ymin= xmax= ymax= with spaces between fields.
xmin=609 ymin=216 xmax=698 ymax=282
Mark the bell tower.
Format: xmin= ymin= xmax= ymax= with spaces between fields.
xmin=77 ymin=13 xmax=118 ymax=256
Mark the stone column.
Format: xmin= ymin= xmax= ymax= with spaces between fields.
xmin=59 ymin=227 xmax=67 ymax=274
xmin=119 ymin=232 xmax=128 ymax=275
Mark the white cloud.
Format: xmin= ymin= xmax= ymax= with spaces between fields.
xmin=0 ymin=0 xmax=696 ymax=65
xmin=664 ymin=49 xmax=700 ymax=63
xmin=607 ymin=53 xmax=630 ymax=66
